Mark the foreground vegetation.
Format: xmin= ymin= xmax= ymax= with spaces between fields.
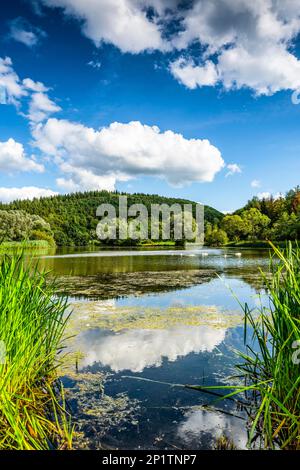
xmin=237 ymin=243 xmax=300 ymax=449
xmin=0 ymin=254 xmax=72 ymax=449
xmin=0 ymin=240 xmax=53 ymax=252
xmin=190 ymin=243 xmax=300 ymax=449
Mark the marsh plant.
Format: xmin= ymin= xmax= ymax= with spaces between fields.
xmin=238 ymin=242 xmax=300 ymax=449
xmin=0 ymin=254 xmax=73 ymax=449
xmin=189 ymin=243 xmax=300 ymax=449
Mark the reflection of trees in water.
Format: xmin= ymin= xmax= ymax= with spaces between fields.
xmin=56 ymin=264 xmax=270 ymax=300
xmin=222 ymin=267 xmax=270 ymax=292
xmin=55 ymin=269 xmax=218 ymax=300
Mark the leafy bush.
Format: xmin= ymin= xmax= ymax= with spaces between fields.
xmin=0 ymin=210 xmax=55 ymax=245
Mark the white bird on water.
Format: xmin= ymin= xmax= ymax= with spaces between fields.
xmin=235 ymin=252 xmax=242 ymax=257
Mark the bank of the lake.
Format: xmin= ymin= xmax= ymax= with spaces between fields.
xmin=0 ymin=240 xmax=54 ymax=252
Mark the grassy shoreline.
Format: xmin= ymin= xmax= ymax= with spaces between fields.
xmin=0 ymin=239 xmax=290 ymax=251
xmin=0 ymin=254 xmax=73 ymax=449
xmin=0 ymin=240 xmax=54 ymax=252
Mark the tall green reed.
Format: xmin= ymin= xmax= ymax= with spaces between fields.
xmin=239 ymin=242 xmax=300 ymax=449
xmin=189 ymin=243 xmax=300 ymax=449
xmin=0 ymin=253 xmax=73 ymax=449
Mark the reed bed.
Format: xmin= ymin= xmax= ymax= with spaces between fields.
xmin=239 ymin=242 xmax=300 ymax=449
xmin=189 ymin=242 xmax=300 ymax=449
xmin=0 ymin=253 xmax=73 ymax=449
xmin=0 ymin=240 xmax=52 ymax=253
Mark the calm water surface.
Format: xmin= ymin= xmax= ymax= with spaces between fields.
xmin=39 ymin=246 xmax=270 ymax=449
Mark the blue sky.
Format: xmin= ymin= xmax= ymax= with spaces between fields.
xmin=1 ymin=0 xmax=300 ymax=212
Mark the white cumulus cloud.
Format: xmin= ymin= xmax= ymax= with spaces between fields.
xmin=226 ymin=163 xmax=242 ymax=177
xmin=0 ymin=186 xmax=58 ymax=203
xmin=39 ymin=0 xmax=168 ymax=53
xmin=22 ymin=75 xmax=61 ymax=123
xmin=257 ymin=191 xmax=282 ymax=200
xmin=27 ymin=91 xmax=61 ymax=123
xmin=36 ymin=1 xmax=300 ymax=95
xmin=0 ymin=57 xmax=26 ymax=105
xmin=0 ymin=57 xmax=60 ymax=124
xmin=0 ymin=138 xmax=44 ymax=173
xmin=169 ymin=0 xmax=300 ymax=95
xmin=32 ymin=118 xmax=224 ymax=190
xmin=23 ymin=78 xmax=48 ymax=93
xmin=170 ymin=59 xmax=219 ymax=89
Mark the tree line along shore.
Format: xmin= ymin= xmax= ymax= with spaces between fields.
xmin=0 ymin=187 xmax=299 ymax=248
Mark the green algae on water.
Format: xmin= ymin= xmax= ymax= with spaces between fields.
xmin=65 ymin=372 xmax=140 ymax=450
xmin=67 ymin=302 xmax=243 ymax=334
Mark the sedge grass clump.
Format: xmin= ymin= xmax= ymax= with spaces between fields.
xmin=188 ymin=243 xmax=300 ymax=449
xmin=0 ymin=254 xmax=73 ymax=449
xmin=237 ymin=242 xmax=300 ymax=449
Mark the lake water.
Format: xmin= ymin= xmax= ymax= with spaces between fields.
xmin=38 ymin=246 xmax=270 ymax=450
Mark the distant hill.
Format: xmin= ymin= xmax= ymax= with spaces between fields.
xmin=0 ymin=190 xmax=223 ymax=246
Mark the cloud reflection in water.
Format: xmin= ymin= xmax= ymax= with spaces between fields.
xmin=76 ymin=325 xmax=226 ymax=373
xmin=177 ymin=409 xmax=248 ymax=449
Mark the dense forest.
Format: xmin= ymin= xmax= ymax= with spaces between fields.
xmin=1 ymin=187 xmax=299 ymax=247
xmin=0 ymin=191 xmax=223 ymax=246
xmin=205 ymin=186 xmax=300 ymax=245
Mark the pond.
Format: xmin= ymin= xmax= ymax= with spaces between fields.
xmin=38 ymin=246 xmax=270 ymax=450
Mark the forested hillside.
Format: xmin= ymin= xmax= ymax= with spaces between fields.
xmin=0 ymin=191 xmax=223 ymax=246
